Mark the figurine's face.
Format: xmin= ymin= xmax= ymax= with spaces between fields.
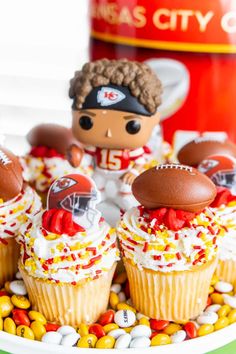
xmin=72 ymin=109 xmax=160 ymax=149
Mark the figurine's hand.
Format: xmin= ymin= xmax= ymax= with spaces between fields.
xmin=66 ymin=144 xmax=84 ymax=167
xmin=121 ymin=171 xmax=138 ymax=185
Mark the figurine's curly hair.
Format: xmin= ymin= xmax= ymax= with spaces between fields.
xmin=69 ymin=58 xmax=162 ymax=114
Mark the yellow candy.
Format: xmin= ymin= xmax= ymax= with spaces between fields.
xmin=0 ymin=318 xmax=3 ymax=331
xmin=211 ymin=274 xmax=219 ymax=286
xmin=11 ymin=295 xmax=30 ymax=309
xmin=78 ymin=323 xmax=89 ymax=337
xmin=103 ymin=323 xmax=119 ymax=334
xmin=211 ymin=293 xmax=224 ymax=305
xmin=208 ymin=286 xmax=214 ymax=294
xmin=96 ymin=335 xmax=115 ymax=349
xmin=16 ymin=325 xmax=35 ymax=340
xmin=28 ymin=311 xmax=46 ymax=325
xmin=198 ymin=324 xmax=214 ymax=337
xmin=228 ymin=309 xmax=236 ymax=324
xmin=214 ymin=317 xmax=229 ymax=331
xmin=3 ymin=318 xmax=16 ymax=335
xmin=218 ymin=305 xmax=231 ymax=318
xmin=123 ymin=327 xmax=133 ymax=333
xmin=0 ymin=296 xmax=14 ymax=317
xmin=164 ymin=323 xmax=182 ymax=335
xmin=117 ymin=303 xmax=136 ymax=313
xmin=151 ymin=334 xmax=171 ymax=346
xmin=139 ymin=317 xmax=150 ymax=327
xmin=77 ymin=334 xmax=98 ymax=348
xmin=113 ymin=272 xmax=127 ymax=284
xmin=30 ymin=321 xmax=46 ymax=341
xmin=109 ymin=292 xmax=119 ymax=310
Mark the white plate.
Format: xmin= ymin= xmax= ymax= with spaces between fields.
xmin=0 ymin=322 xmax=236 ymax=354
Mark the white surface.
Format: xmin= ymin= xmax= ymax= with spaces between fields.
xmin=0 ymin=0 xmax=89 ymax=135
xmin=1 ymin=322 xmax=236 ymax=354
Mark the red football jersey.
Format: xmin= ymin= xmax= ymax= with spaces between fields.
xmin=85 ymin=146 xmax=145 ymax=171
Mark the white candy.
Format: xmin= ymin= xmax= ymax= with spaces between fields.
xmin=136 ymin=313 xmax=149 ymax=320
xmin=223 ymin=294 xmax=236 ymax=309
xmin=197 ymin=311 xmax=218 ymax=325
xmin=114 ymin=310 xmax=136 ymax=328
xmin=118 ymin=292 xmax=126 ymax=302
xmin=9 ymin=280 xmax=27 ymax=296
xmin=115 ymin=334 xmax=132 ymax=349
xmin=57 ymin=325 xmax=76 ymax=336
xmin=205 ymin=304 xmax=221 ymax=313
xmin=42 ymin=332 xmax=63 ymax=345
xmin=129 ymin=337 xmax=151 ymax=348
xmin=130 ymin=325 xmax=152 ymax=338
xmin=108 ymin=329 xmax=126 ymax=339
xmin=215 ymin=281 xmax=233 ymax=293
xmin=15 ymin=271 xmax=23 ymax=280
xmin=61 ymin=333 xmax=80 ymax=346
xmin=171 ymin=330 xmax=186 ymax=343
xmin=110 ymin=284 xmax=122 ymax=294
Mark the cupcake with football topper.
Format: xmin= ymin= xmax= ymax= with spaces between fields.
xmin=177 ymin=136 xmax=236 ymax=167
xmin=198 ymin=154 xmax=236 ymax=286
xmin=117 ymin=164 xmax=225 ymax=323
xmin=21 ymin=123 xmax=93 ymax=204
xmin=18 ymin=173 xmax=119 ymax=326
xmin=0 ymin=146 xmax=41 ymax=286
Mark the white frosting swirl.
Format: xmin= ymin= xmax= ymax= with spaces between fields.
xmin=18 ymin=212 xmax=119 ymax=284
xmin=0 ymin=186 xmax=42 ymax=240
xmin=212 ymin=203 xmax=236 ymax=261
xmin=117 ymin=207 xmax=224 ymax=272
xmin=21 ymin=156 xmax=93 ymax=192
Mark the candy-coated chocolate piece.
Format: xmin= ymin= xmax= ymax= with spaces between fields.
xmin=214 ymin=281 xmax=233 ymax=293
xmin=12 ymin=309 xmax=30 ymax=326
xmin=223 ymin=294 xmax=236 ymax=308
xmin=178 ymin=137 xmax=236 ymax=167
xmin=3 ymin=317 xmax=16 ymax=335
xmin=218 ymin=305 xmax=231 ymax=318
xmin=16 ymin=325 xmax=35 ymax=340
xmin=9 ymin=281 xmax=27 ymax=296
xmin=0 ymin=146 xmax=23 ymax=201
xmin=184 ymin=322 xmax=197 ymax=339
xmin=103 ymin=323 xmax=119 ymax=334
xmin=150 ymin=319 xmax=169 ymax=331
xmin=41 ymin=331 xmax=62 ymax=344
xmin=89 ymin=324 xmax=106 ymax=339
xmin=108 ymin=328 xmax=126 ymax=339
xmin=197 ymin=312 xmax=218 ymax=325
xmin=95 ymin=335 xmax=115 ymax=349
xmin=77 ymin=323 xmax=89 ymax=337
xmin=99 ymin=310 xmax=115 ymax=326
xmin=114 ymin=333 xmax=132 ymax=349
xmin=228 ymin=309 xmax=236 ymax=323
xmin=11 ymin=295 xmax=30 ymax=309
xmin=77 ymin=334 xmax=98 ymax=348
xmin=171 ymin=330 xmax=186 ymax=343
xmin=27 ymin=124 xmax=78 ymax=156
xmin=163 ymin=323 xmax=182 ymax=335
xmin=130 ymin=336 xmax=151 ymax=348
xmin=109 ymin=292 xmax=119 ymax=310
xmin=130 ymin=325 xmax=151 ymax=338
xmin=214 ymin=317 xmax=229 ymax=331
xmin=61 ymin=333 xmax=81 ymax=347
xmin=198 ymin=324 xmax=214 ymax=336
xmin=151 ymin=333 xmax=171 ymax=346
xmin=132 ymin=164 xmax=216 ymax=212
xmin=0 ymin=296 xmax=14 ymax=317
xmin=57 ymin=325 xmax=76 ymax=336
xmin=114 ymin=310 xmax=136 ymax=328
xmin=30 ymin=321 xmax=46 ymax=341
xmin=28 ymin=311 xmax=46 ymax=325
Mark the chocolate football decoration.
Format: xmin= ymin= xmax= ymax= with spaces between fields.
xmin=27 ymin=124 xmax=78 ymax=156
xmin=0 ymin=146 xmax=23 ymax=201
xmin=132 ymin=164 xmax=217 ymax=212
xmin=177 ymin=137 xmax=236 ymax=167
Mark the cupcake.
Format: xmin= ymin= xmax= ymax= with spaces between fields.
xmin=18 ymin=173 xmax=119 ymax=326
xmin=21 ymin=123 xmax=93 ymax=204
xmin=117 ymin=164 xmax=224 ymax=322
xmin=0 ymin=146 xmax=41 ymax=286
xmin=198 ymin=154 xmax=236 ymax=286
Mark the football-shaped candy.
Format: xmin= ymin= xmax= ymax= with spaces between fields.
xmin=198 ymin=154 xmax=236 ymax=190
xmin=27 ymin=124 xmax=78 ymax=156
xmin=132 ymin=164 xmax=216 ymax=212
xmin=0 ymin=146 xmax=23 ymax=201
xmin=177 ymin=137 xmax=236 ymax=167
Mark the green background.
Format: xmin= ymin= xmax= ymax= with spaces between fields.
xmin=0 ymin=341 xmax=236 ymax=354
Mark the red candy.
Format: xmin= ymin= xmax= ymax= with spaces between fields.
xmin=42 ymin=209 xmax=85 ymax=236
xmin=30 ymin=146 xmax=64 ymax=159
xmin=12 ymin=309 xmax=30 ymax=327
xmin=89 ymin=324 xmax=106 ymax=339
xmin=150 ymin=319 xmax=169 ymax=331
xmin=45 ymin=323 xmax=60 ymax=332
xmin=98 ymin=310 xmax=115 ymax=326
xmin=184 ymin=322 xmax=197 ymax=339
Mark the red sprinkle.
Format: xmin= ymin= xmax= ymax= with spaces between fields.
xmin=143 ymin=242 xmax=149 ymax=252
xmin=153 ymin=255 xmax=161 ymax=261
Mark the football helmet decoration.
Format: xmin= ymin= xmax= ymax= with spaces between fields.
xmin=198 ymin=154 xmax=236 ymax=194
xmin=47 ymin=174 xmax=101 ymax=230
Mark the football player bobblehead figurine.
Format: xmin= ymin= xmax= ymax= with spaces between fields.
xmin=68 ymin=59 xmax=162 ymax=210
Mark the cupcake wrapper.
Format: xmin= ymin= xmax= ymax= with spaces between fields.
xmin=0 ymin=238 xmax=20 ymax=287
xmin=124 ymin=258 xmax=217 ymax=323
xmin=216 ymin=259 xmax=236 ymax=287
xmin=20 ymin=263 xmax=116 ymax=326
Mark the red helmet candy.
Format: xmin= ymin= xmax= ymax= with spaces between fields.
xmin=198 ymin=154 xmax=236 ymax=190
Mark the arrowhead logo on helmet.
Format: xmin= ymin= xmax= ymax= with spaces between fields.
xmin=97 ymin=87 xmax=126 ymax=106
xmin=47 ymin=173 xmax=101 ymax=231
